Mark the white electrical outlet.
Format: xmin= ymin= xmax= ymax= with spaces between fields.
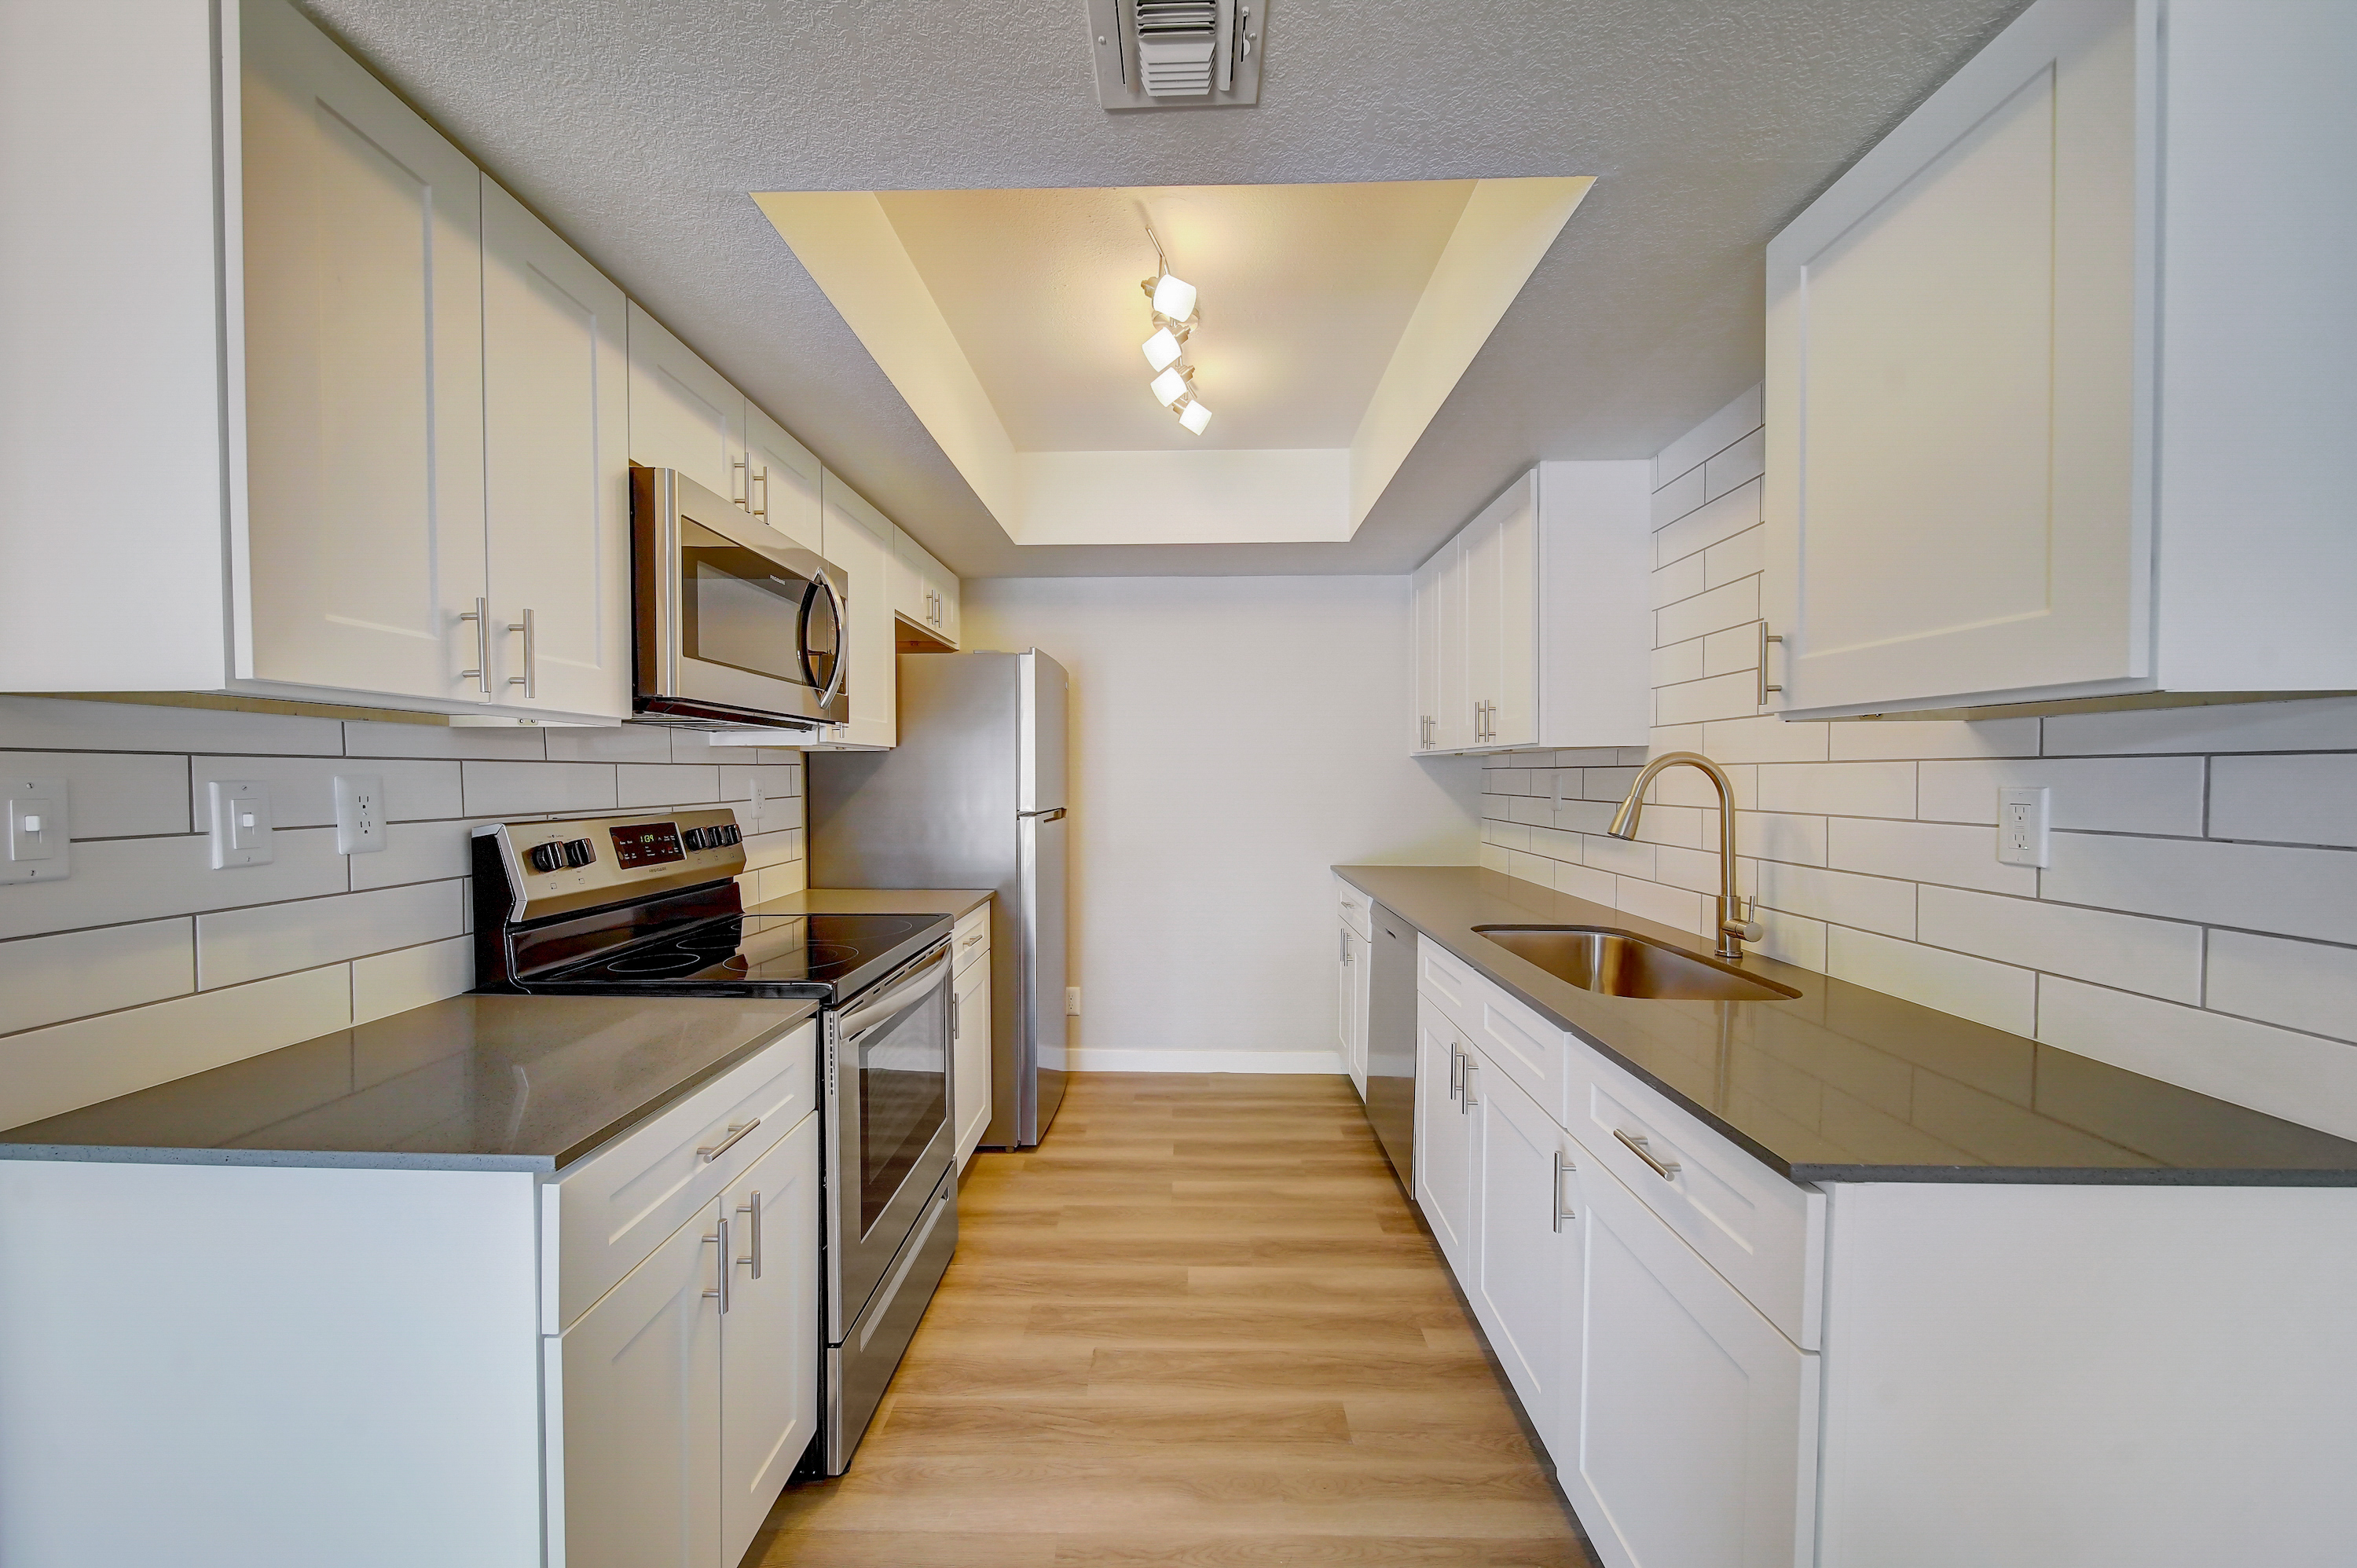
xmin=208 ymin=779 xmax=276 ymax=868
xmin=1997 ymin=786 xmax=2050 ymax=868
xmin=2 ymin=778 xmax=70 ymax=884
xmin=1066 ymin=986 xmax=1082 ymax=1017
xmin=334 ymin=773 xmax=386 ymax=855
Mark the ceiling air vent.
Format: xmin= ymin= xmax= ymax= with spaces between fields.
xmin=1085 ymin=0 xmax=1265 ymax=111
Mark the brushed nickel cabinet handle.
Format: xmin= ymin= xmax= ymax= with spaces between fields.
xmin=1460 ymin=1056 xmax=1479 ymax=1111
xmin=1615 ymin=1128 xmax=1680 ymax=1181
xmin=698 ymin=1118 xmax=761 ymax=1163
xmin=1758 ymin=621 xmax=1784 ymax=707
xmin=458 ymin=598 xmax=490 ymax=694
xmin=1448 ymin=1043 xmax=1462 ymax=1101
xmin=702 ymin=1216 xmax=731 ymax=1313
xmin=736 ymin=1190 xmax=763 ymax=1280
xmin=506 ymin=607 xmax=536 ymax=698
xmin=1552 ymin=1149 xmax=1577 ymax=1232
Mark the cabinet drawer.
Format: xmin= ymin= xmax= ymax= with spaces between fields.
xmin=1461 ymin=977 xmax=1566 ymax=1130
xmin=1337 ymin=881 xmax=1373 ymax=940
xmin=1565 ymin=1042 xmax=1823 ymax=1349
xmin=550 ymin=1020 xmax=819 ymax=1331
xmin=952 ymin=904 xmax=990 ymax=976
xmin=1417 ymin=934 xmax=1481 ymax=1022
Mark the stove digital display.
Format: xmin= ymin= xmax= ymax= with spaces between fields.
xmin=609 ymin=821 xmax=685 ymax=868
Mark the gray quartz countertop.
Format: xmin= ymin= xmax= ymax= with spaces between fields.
xmin=1340 ymin=864 xmax=2357 ymax=1185
xmin=748 ymin=886 xmax=992 ymax=919
xmin=0 ymin=994 xmax=819 ymax=1173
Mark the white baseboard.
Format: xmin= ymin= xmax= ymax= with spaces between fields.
xmin=1063 ymin=1048 xmax=1347 ymax=1075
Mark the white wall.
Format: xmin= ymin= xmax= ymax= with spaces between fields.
xmin=0 ymin=698 xmax=805 ymax=1130
xmin=966 ymin=576 xmax=1482 ymax=1072
xmin=1480 ymin=387 xmax=2357 ymax=1141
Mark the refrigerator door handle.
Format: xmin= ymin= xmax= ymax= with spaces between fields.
xmin=1019 ymin=807 xmax=1067 ymax=822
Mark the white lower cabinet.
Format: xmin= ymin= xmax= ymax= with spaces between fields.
xmin=1339 ymin=918 xmax=1371 ymax=1095
xmin=1413 ymin=1000 xmax=1475 ymax=1273
xmin=954 ymin=946 xmax=994 ymax=1168
xmin=1467 ymin=1064 xmax=1581 ymax=1453
xmin=718 ymin=1117 xmax=822 ymax=1566
xmin=1563 ymin=1158 xmax=1812 ymax=1568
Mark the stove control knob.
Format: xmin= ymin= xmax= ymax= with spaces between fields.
xmin=563 ymin=837 xmax=596 ymax=867
xmin=526 ymin=842 xmax=566 ymax=874
xmin=681 ymin=827 xmax=708 ymax=852
xmin=719 ymin=824 xmax=741 ymax=846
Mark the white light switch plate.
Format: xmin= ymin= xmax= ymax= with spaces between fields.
xmin=2 ymin=778 xmax=70 ymax=884
xmin=1998 ymin=786 xmax=2050 ymax=868
xmin=334 ymin=773 xmax=386 ymax=855
xmin=209 ymin=779 xmax=276 ymax=868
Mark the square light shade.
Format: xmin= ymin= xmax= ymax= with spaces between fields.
xmin=1150 ymin=366 xmax=1189 ymax=408
xmin=1151 ymin=272 xmax=1197 ymax=321
xmin=1178 ymin=399 xmax=1212 ymax=434
xmin=1142 ymin=327 xmax=1183 ymax=372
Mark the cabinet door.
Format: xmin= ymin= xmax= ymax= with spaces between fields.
xmin=817 ymin=469 xmax=897 ymax=749
xmin=1435 ymin=538 xmax=1472 ymax=751
xmin=720 ymin=1117 xmax=820 ymax=1568
xmin=889 ymin=524 xmax=929 ymax=629
xmin=928 ymin=553 xmax=962 ymax=649
xmin=1489 ymin=474 xmax=1539 ymax=748
xmin=1413 ymin=1001 xmax=1473 ymax=1272
xmin=238 ymin=0 xmax=486 ymax=702
xmin=1461 ymin=508 xmax=1505 ymax=750
xmin=1343 ymin=923 xmax=1372 ymax=1096
xmin=480 ymin=178 xmax=631 ymax=720
xmin=1410 ymin=555 xmax=1442 ymax=753
xmin=558 ymin=1204 xmax=723 ymax=1568
xmin=1468 ymin=1061 xmax=1580 ymax=1460
xmin=626 ymin=302 xmax=748 ymax=504
xmin=954 ymin=960 xmax=994 ymax=1167
xmin=744 ymin=403 xmax=823 ymax=555
xmin=1763 ymin=0 xmax=2140 ymax=715
xmin=1564 ymin=1160 xmax=1811 ymax=1568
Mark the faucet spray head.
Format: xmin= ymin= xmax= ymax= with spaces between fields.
xmin=1607 ymin=796 xmax=1643 ymax=840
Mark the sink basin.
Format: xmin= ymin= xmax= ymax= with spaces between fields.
xmin=1472 ymin=925 xmax=1802 ymax=1002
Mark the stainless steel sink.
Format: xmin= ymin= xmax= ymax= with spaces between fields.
xmin=1472 ymin=925 xmax=1802 ymax=1002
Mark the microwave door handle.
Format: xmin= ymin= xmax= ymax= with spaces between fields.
xmin=835 ymin=945 xmax=949 ymax=1039
xmin=804 ymin=573 xmax=849 ymax=711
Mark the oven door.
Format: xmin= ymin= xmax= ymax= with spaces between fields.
xmin=825 ymin=941 xmax=955 ymax=1339
xmin=633 ymin=466 xmax=848 ymax=727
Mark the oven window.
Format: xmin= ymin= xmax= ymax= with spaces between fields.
xmin=856 ymin=979 xmax=950 ymax=1236
xmin=680 ymin=519 xmax=818 ymax=687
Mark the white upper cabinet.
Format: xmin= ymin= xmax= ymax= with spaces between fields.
xmin=743 ymin=403 xmax=823 ymax=555
xmin=238 ymin=0 xmax=486 ymax=704
xmin=625 ymin=303 xmax=749 ymax=505
xmin=817 ymin=469 xmax=899 ymax=749
xmin=481 ymin=180 xmax=632 ymax=720
xmin=1409 ymin=463 xmax=1651 ymax=756
xmin=891 ymin=527 xmax=961 ymax=649
xmin=1765 ymin=0 xmax=2357 ymax=717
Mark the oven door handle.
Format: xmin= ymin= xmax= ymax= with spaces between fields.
xmin=836 ymin=943 xmax=950 ymax=1040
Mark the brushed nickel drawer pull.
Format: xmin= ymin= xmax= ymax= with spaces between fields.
xmin=1615 ymin=1128 xmax=1679 ymax=1181
xmin=736 ymin=1190 xmax=763 ymax=1280
xmin=698 ymin=1118 xmax=761 ymax=1163
xmin=1758 ymin=621 xmax=1784 ymax=707
xmin=702 ymin=1216 xmax=731 ymax=1313
xmin=1552 ymin=1149 xmax=1577 ymax=1232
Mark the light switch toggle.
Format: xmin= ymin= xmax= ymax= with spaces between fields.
xmin=209 ymin=780 xmax=277 ymax=868
xmin=2 ymin=779 xmax=70 ymax=883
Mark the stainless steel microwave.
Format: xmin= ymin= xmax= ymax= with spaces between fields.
xmin=632 ymin=465 xmax=849 ymax=731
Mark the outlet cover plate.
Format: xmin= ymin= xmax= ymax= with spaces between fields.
xmin=209 ymin=779 xmax=276 ymax=869
xmin=334 ymin=773 xmax=386 ymax=855
xmin=1998 ymin=786 xmax=2050 ymax=868
xmin=2 ymin=778 xmax=70 ymax=884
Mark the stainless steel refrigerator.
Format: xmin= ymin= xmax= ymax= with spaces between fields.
xmin=807 ymin=650 xmax=1069 ymax=1147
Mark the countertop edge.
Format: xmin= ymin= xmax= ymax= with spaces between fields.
xmin=1336 ymin=863 xmax=2357 ymax=1189
xmin=0 ymin=1145 xmax=555 ymax=1173
xmin=547 ymin=1002 xmax=820 ymax=1171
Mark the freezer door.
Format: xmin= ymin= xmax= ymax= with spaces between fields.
xmin=1014 ymin=807 xmax=1069 ymax=1145
xmin=1020 ymin=650 xmax=1069 ymax=815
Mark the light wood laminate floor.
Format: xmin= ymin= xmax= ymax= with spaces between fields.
xmin=752 ymin=1072 xmax=1598 ymax=1567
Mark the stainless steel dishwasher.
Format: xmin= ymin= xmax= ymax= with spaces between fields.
xmin=1362 ymin=903 xmax=1417 ymax=1196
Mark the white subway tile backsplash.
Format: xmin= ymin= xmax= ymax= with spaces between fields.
xmin=1553 ymin=861 xmax=1617 ymax=904
xmin=459 ymin=760 xmax=618 ymax=818
xmin=1701 ymin=714 xmax=1830 ymax=764
xmin=0 ymin=964 xmax=353 ymax=1131
xmin=352 ymin=936 xmax=474 ymax=1026
xmin=1655 ymin=670 xmax=1759 ymax=728
xmin=0 ymin=828 xmax=348 ymax=943
xmin=189 ymin=755 xmax=462 ymax=828
xmin=1652 ymin=639 xmax=1706 ymax=688
xmin=1754 ymin=907 xmax=1828 ymax=972
xmin=1654 ymin=479 xmax=1761 ymax=567
xmin=344 ymin=720 xmax=548 ymax=760
xmin=1916 ymin=757 xmax=2206 ymax=837
xmin=2042 ymin=832 xmax=2357 ymax=947
xmin=1655 ymin=576 xmax=1760 ymax=647
xmin=544 ymin=725 xmax=674 ymax=763
xmin=197 ymin=881 xmax=465 ymax=990
xmin=2037 ymin=977 xmax=2357 ymax=1142
xmin=1701 ymin=623 xmax=1761 ymax=680
xmin=616 ymin=764 xmax=723 ymax=808
xmin=2043 ymin=696 xmax=2357 ymax=757
xmin=1826 ymin=817 xmax=2036 ymax=896
xmin=1739 ymin=810 xmax=1828 ymax=866
xmin=1650 ymin=465 xmax=1707 ymax=529
xmin=1653 ymin=843 xmax=1724 ymax=896
xmin=2209 ymin=753 xmax=2357 ymax=848
xmin=2204 ymin=931 xmax=2357 ymax=1043
xmin=1754 ymin=761 xmax=1915 ymax=819
xmin=0 ymin=919 xmax=194 ymax=1036
xmin=0 ymin=696 xmax=340 ymax=757
xmin=1582 ymin=833 xmax=1658 ymax=881
xmin=0 ymin=750 xmax=190 ymax=839
xmin=1507 ymin=849 xmax=1556 ymax=889
xmin=349 ymin=820 xmax=483 ymax=892
xmin=1827 ymin=926 xmax=2036 ymax=1035
xmin=1651 ymin=551 xmax=1708 ymax=610
xmin=1703 ymin=429 xmax=1766 ymax=500
xmin=1479 ymin=843 xmax=1511 ymax=873
xmin=1616 ymin=877 xmax=1703 ymax=936
xmin=1916 ymin=886 xmax=2201 ymax=1006
xmin=1826 ymin=717 xmax=2040 ymax=762
xmin=1653 ymin=387 xmax=1761 ymax=489
xmin=1703 ymin=526 xmax=1765 ymax=590
xmin=1750 ymin=859 xmax=1915 ymax=939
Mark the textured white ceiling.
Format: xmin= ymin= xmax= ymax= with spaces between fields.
xmin=875 ymin=181 xmax=1475 ymax=452
xmin=294 ymin=0 xmax=2033 ymax=578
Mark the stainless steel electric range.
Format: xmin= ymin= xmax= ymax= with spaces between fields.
xmin=470 ymin=808 xmax=957 ymax=1476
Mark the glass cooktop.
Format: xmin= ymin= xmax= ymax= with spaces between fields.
xmin=541 ymin=911 xmax=950 ymax=1002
